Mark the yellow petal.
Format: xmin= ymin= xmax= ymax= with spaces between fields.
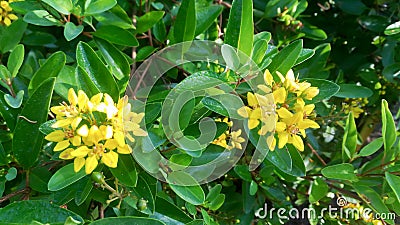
xmin=52 ymin=118 xmax=73 ymax=128
xmin=303 ymin=104 xmax=315 ymax=115
xmin=255 ymin=93 xmax=269 ymax=107
xmin=54 ymin=140 xmax=70 ymax=151
xmin=273 ymin=87 xmax=286 ymax=104
xmin=132 ymin=128 xmax=148 ymax=137
xmin=248 ymin=118 xmax=260 ymax=129
xmin=59 ymin=148 xmax=75 ymax=159
xmin=85 ymin=156 xmax=98 ymax=174
xmin=7 ymin=14 xmax=18 ymax=20
xmin=275 ymin=122 xmax=286 ymax=132
xmin=263 ymin=69 xmax=274 ymax=86
xmin=70 ymin=146 xmax=90 ymax=157
xmin=74 ymin=157 xmax=85 ymax=172
xmin=71 ymin=117 xmax=82 ymax=130
xmin=89 ymin=125 xmax=103 ymax=143
xmin=291 ymin=135 xmax=304 ymax=151
xmin=77 ymin=124 xmax=89 ymax=137
xmin=298 ymin=119 xmax=320 ymax=129
xmin=45 ymin=130 xmax=65 ymax=142
xmin=117 ymin=145 xmax=132 ymax=154
xmin=3 ymin=17 xmax=11 ymax=26
xmin=104 ymin=139 xmax=118 ymax=150
xmin=102 ymin=151 xmax=118 ymax=168
xmin=277 ymin=107 xmax=292 ymax=119
xmin=114 ymin=131 xmax=125 ymax=147
xmin=267 ymin=135 xmax=276 ymax=151
xmin=104 ymin=94 xmax=114 ymax=106
xmin=277 ymin=132 xmax=289 ymax=149
xmin=131 ymin=112 xmax=145 ymax=124
xmin=100 ymin=125 xmax=113 ymax=139
xmin=68 ymin=88 xmax=78 ymax=105
xmin=71 ymin=136 xmax=81 ymax=146
xmin=90 ymin=93 xmax=103 ymax=105
xmin=304 ymin=87 xmax=319 ymax=99
xmin=249 ymin=107 xmax=261 ymax=120
xmin=237 ymin=106 xmax=251 ymax=118
xmin=78 ymin=90 xmax=89 ymax=110
xmin=247 ymin=92 xmax=258 ymax=107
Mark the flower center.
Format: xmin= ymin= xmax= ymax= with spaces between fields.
xmin=287 ymin=124 xmax=299 ymax=135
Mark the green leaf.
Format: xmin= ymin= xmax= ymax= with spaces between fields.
xmin=93 ymin=26 xmax=138 ymax=47
xmin=303 ymin=78 xmax=339 ymax=103
xmin=358 ymin=137 xmax=383 ymax=157
xmin=153 ymin=20 xmax=167 ymax=42
xmin=136 ymin=11 xmax=165 ymax=34
xmin=225 ymin=0 xmax=254 ymax=56
xmin=168 ymin=171 xmax=205 ymax=205
xmin=251 ymin=38 xmax=269 ymax=65
xmin=309 ymin=177 xmax=329 ymax=203
xmin=90 ymin=217 xmax=165 ymax=225
xmin=5 ymin=167 xmax=17 ymax=181
xmin=334 ymin=84 xmax=373 ymax=98
xmin=208 ymin=194 xmax=225 ymax=211
xmin=30 ymin=167 xmax=52 ymax=193
xmin=75 ymin=66 xmax=101 ymax=97
xmin=202 ymin=93 xmax=243 ymax=118
xmin=295 ymin=43 xmax=331 ymax=79
xmin=358 ymin=15 xmax=389 ymax=33
xmin=169 ymin=154 xmax=192 ymax=171
xmin=84 ymin=0 xmax=117 ymax=15
xmin=267 ymin=40 xmax=302 ymax=75
xmin=381 ymin=100 xmax=396 ymax=154
xmin=0 ymin=90 xmax=19 ymax=130
xmin=0 ymin=19 xmax=28 ymax=53
xmin=335 ymin=0 xmax=367 ymax=15
xmin=153 ymin=197 xmax=192 ymax=223
xmin=95 ymin=38 xmax=130 ymax=80
xmin=136 ymin=46 xmax=157 ymax=62
xmin=64 ymin=22 xmax=84 ymax=41
xmin=54 ymin=65 xmax=77 ymax=100
xmin=234 ymin=165 xmax=252 ymax=182
xmin=249 ymin=180 xmax=258 ymax=196
xmin=301 ymin=23 xmax=327 ymax=40
xmin=195 ymin=5 xmax=223 ymax=36
xmin=385 ymin=21 xmax=400 ymax=35
xmin=353 ymin=185 xmax=394 ymax=225
xmin=385 ymin=172 xmax=400 ymax=205
xmin=76 ymin=42 xmax=119 ymax=99
xmin=294 ymin=48 xmax=315 ymax=66
xmin=13 ymin=78 xmax=56 ymax=168
xmin=342 ymin=112 xmax=357 ymax=161
xmin=109 ymin=154 xmax=137 ymax=187
xmin=48 ymin=163 xmax=87 ymax=191
xmin=23 ymin=10 xmax=62 ymax=26
xmin=4 ymin=90 xmax=24 ymax=108
xmin=7 ymin=44 xmax=24 ymax=78
xmin=174 ymin=0 xmax=196 ymax=43
xmin=28 ymin=51 xmax=66 ymax=95
xmin=42 ymin=0 xmax=73 ymax=15
xmin=94 ymin=5 xmax=133 ymax=29
xmin=206 ymin=184 xmax=222 ymax=202
xmin=321 ymin=163 xmax=358 ymax=182
xmin=129 ymin=175 xmax=155 ymax=214
xmin=0 ymin=200 xmax=83 ymax=224
xmin=74 ymin=176 xmax=93 ymax=206
xmin=0 ymin=143 xmax=7 ymax=166
xmin=382 ymin=63 xmax=400 ymax=82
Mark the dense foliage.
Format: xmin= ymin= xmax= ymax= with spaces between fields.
xmin=0 ymin=0 xmax=399 ymax=224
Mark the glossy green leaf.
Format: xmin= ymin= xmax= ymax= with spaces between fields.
xmin=7 ymin=44 xmax=24 ymax=78
xmin=225 ymin=0 xmax=254 ymax=56
xmin=136 ymin=46 xmax=157 ymax=62
xmin=381 ymin=100 xmax=396 ymax=153
xmin=153 ymin=197 xmax=192 ymax=223
xmin=309 ymin=177 xmax=329 ymax=203
xmin=208 ymin=193 xmax=225 ymax=211
xmin=0 ymin=19 xmax=28 ymax=53
xmin=321 ymin=163 xmax=358 ymax=182
xmin=249 ymin=180 xmax=258 ymax=196
xmin=174 ymin=0 xmax=196 ymax=43
xmin=385 ymin=172 xmax=400 ymax=205
xmin=265 ymin=146 xmax=292 ymax=174
xmin=64 ymin=22 xmax=84 ymax=41
xmin=342 ymin=112 xmax=357 ymax=161
xmin=42 ymin=0 xmax=73 ymax=15
xmin=234 ymin=165 xmax=252 ymax=182
xmin=295 ymin=43 xmax=331 ymax=79
xmin=54 ymin=65 xmax=77 ymax=100
xmin=334 ymin=84 xmax=373 ymax=98
xmin=5 ymin=167 xmax=17 ymax=181
xmin=0 ymin=200 xmax=83 ymax=224
xmin=75 ymin=66 xmax=101 ymax=97
xmin=136 ymin=11 xmax=165 ymax=34
xmin=268 ymin=40 xmax=302 ymax=75
xmin=93 ymin=26 xmax=138 ymax=47
xmin=385 ymin=21 xmax=400 ymax=35
xmin=195 ymin=5 xmax=223 ymax=36
xmin=0 ymin=90 xmax=19 ymax=130
xmin=168 ymin=171 xmax=205 ymax=205
xmin=358 ymin=137 xmax=383 ymax=157
xmin=110 ymin=154 xmax=137 ymax=187
xmin=129 ymin=175 xmax=155 ymax=214
xmin=251 ymin=39 xmax=268 ymax=65
xmin=358 ymin=15 xmax=389 ymax=33
xmin=23 ymin=10 xmax=62 ymax=26
xmin=30 ymin=167 xmax=52 ymax=193
xmin=4 ymin=90 xmax=24 ymax=108
xmin=301 ymin=23 xmax=327 ymax=40
xmin=294 ymin=48 xmax=315 ymax=66
xmin=335 ymin=0 xmax=367 ymax=15
xmin=153 ymin=20 xmax=167 ymax=42
xmin=28 ymin=51 xmax=66 ymax=95
xmin=206 ymin=184 xmax=222 ymax=202
xmin=382 ymin=63 xmax=400 ymax=82
xmin=353 ymin=185 xmax=394 ymax=224
xmin=76 ymin=42 xmax=119 ymax=99
xmin=0 ymin=143 xmax=7 ymax=166
xmin=13 ymin=78 xmax=55 ymax=168
xmin=91 ymin=217 xmax=165 ymax=225
xmin=48 ymin=163 xmax=87 ymax=191
xmin=84 ymin=0 xmax=117 ymax=15
xmin=94 ymin=5 xmax=133 ymax=29
xmin=74 ymin=176 xmax=93 ymax=206
xmin=95 ymin=38 xmax=130 ymax=80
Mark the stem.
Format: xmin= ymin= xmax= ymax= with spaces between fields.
xmin=307 ymin=142 xmax=327 ymax=166
xmin=0 ymin=187 xmax=30 ymax=203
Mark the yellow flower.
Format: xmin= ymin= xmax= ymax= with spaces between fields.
xmin=228 ymin=129 xmax=245 ymax=150
xmin=45 ymin=88 xmax=147 ymax=174
xmin=237 ymin=92 xmax=273 ymax=130
xmin=212 ymin=132 xmax=228 ymax=149
xmin=0 ymin=0 xmax=18 ymax=26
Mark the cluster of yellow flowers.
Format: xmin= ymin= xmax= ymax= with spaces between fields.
xmin=0 ymin=0 xmax=18 ymax=26
xmin=212 ymin=118 xmax=245 ymax=150
xmin=342 ymin=98 xmax=368 ymax=118
xmin=237 ymin=69 xmax=320 ymax=151
xmin=45 ymin=89 xmax=147 ymax=174
xmin=342 ymin=202 xmax=383 ymax=225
